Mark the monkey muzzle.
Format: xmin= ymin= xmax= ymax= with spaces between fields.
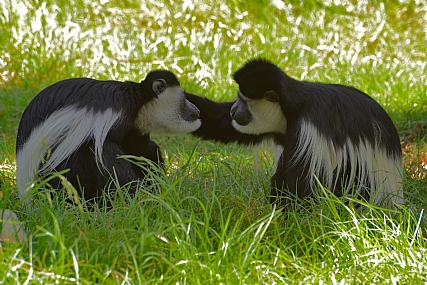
xmin=230 ymin=101 xmax=252 ymax=126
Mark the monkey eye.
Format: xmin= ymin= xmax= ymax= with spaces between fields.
xmin=263 ymin=90 xmax=279 ymax=102
xmin=152 ymin=79 xmax=167 ymax=95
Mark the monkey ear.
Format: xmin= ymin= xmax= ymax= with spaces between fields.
xmin=263 ymin=90 xmax=280 ymax=102
xmin=152 ymin=79 xmax=167 ymax=95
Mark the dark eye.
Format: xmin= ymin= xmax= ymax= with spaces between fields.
xmin=263 ymin=90 xmax=279 ymax=102
xmin=152 ymin=79 xmax=167 ymax=95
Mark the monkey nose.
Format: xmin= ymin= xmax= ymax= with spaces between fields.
xmin=231 ymin=111 xmax=251 ymax=126
xmin=189 ymin=109 xmax=200 ymax=121
xmin=195 ymin=109 xmax=200 ymax=119
xmin=230 ymin=105 xmax=252 ymax=126
xmin=230 ymin=105 xmax=237 ymax=118
xmin=233 ymin=116 xmax=251 ymax=126
xmin=182 ymin=108 xmax=200 ymax=122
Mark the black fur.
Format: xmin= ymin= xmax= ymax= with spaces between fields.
xmin=187 ymin=59 xmax=403 ymax=208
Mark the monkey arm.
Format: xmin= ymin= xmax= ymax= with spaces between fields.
xmin=120 ymin=132 xmax=165 ymax=178
xmin=185 ymin=93 xmax=264 ymax=145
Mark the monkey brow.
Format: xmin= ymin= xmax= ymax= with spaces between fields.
xmin=237 ymin=91 xmax=251 ymax=101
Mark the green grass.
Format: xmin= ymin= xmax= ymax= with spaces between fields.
xmin=1 ymin=0 xmax=427 ymax=283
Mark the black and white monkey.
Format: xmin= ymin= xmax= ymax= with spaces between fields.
xmin=186 ymin=59 xmax=404 ymax=209
xmin=16 ymin=70 xmax=201 ymax=204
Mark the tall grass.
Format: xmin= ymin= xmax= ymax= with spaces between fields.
xmin=1 ymin=0 xmax=427 ymax=283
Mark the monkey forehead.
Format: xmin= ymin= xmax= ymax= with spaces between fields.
xmin=233 ymin=58 xmax=279 ymax=80
xmin=233 ymin=59 xmax=285 ymax=99
xmin=143 ymin=70 xmax=180 ymax=87
xmin=234 ymin=69 xmax=283 ymax=99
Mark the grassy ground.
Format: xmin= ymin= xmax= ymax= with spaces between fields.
xmin=1 ymin=0 xmax=427 ymax=284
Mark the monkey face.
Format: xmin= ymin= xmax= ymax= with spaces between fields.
xmin=230 ymin=91 xmax=286 ymax=135
xmin=134 ymin=80 xmax=201 ymax=135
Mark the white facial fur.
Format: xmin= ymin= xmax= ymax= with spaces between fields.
xmin=135 ymin=86 xmax=201 ymax=135
xmin=232 ymin=93 xmax=287 ymax=135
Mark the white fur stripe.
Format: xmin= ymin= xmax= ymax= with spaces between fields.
xmin=17 ymin=106 xmax=121 ymax=203
xmin=273 ymin=143 xmax=284 ymax=172
xmin=292 ymin=120 xmax=403 ymax=208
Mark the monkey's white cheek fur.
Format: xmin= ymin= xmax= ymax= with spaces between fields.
xmin=232 ymin=100 xmax=286 ymax=135
xmin=135 ymin=87 xmax=201 ymax=135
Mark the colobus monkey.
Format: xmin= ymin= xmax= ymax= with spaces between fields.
xmin=186 ymin=59 xmax=403 ymax=209
xmin=17 ymin=71 xmax=201 ymax=204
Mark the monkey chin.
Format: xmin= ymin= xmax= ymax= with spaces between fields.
xmin=178 ymin=118 xmax=201 ymax=134
xmin=156 ymin=118 xmax=202 ymax=135
xmin=194 ymin=119 xmax=202 ymax=128
xmin=231 ymin=119 xmax=262 ymax=135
